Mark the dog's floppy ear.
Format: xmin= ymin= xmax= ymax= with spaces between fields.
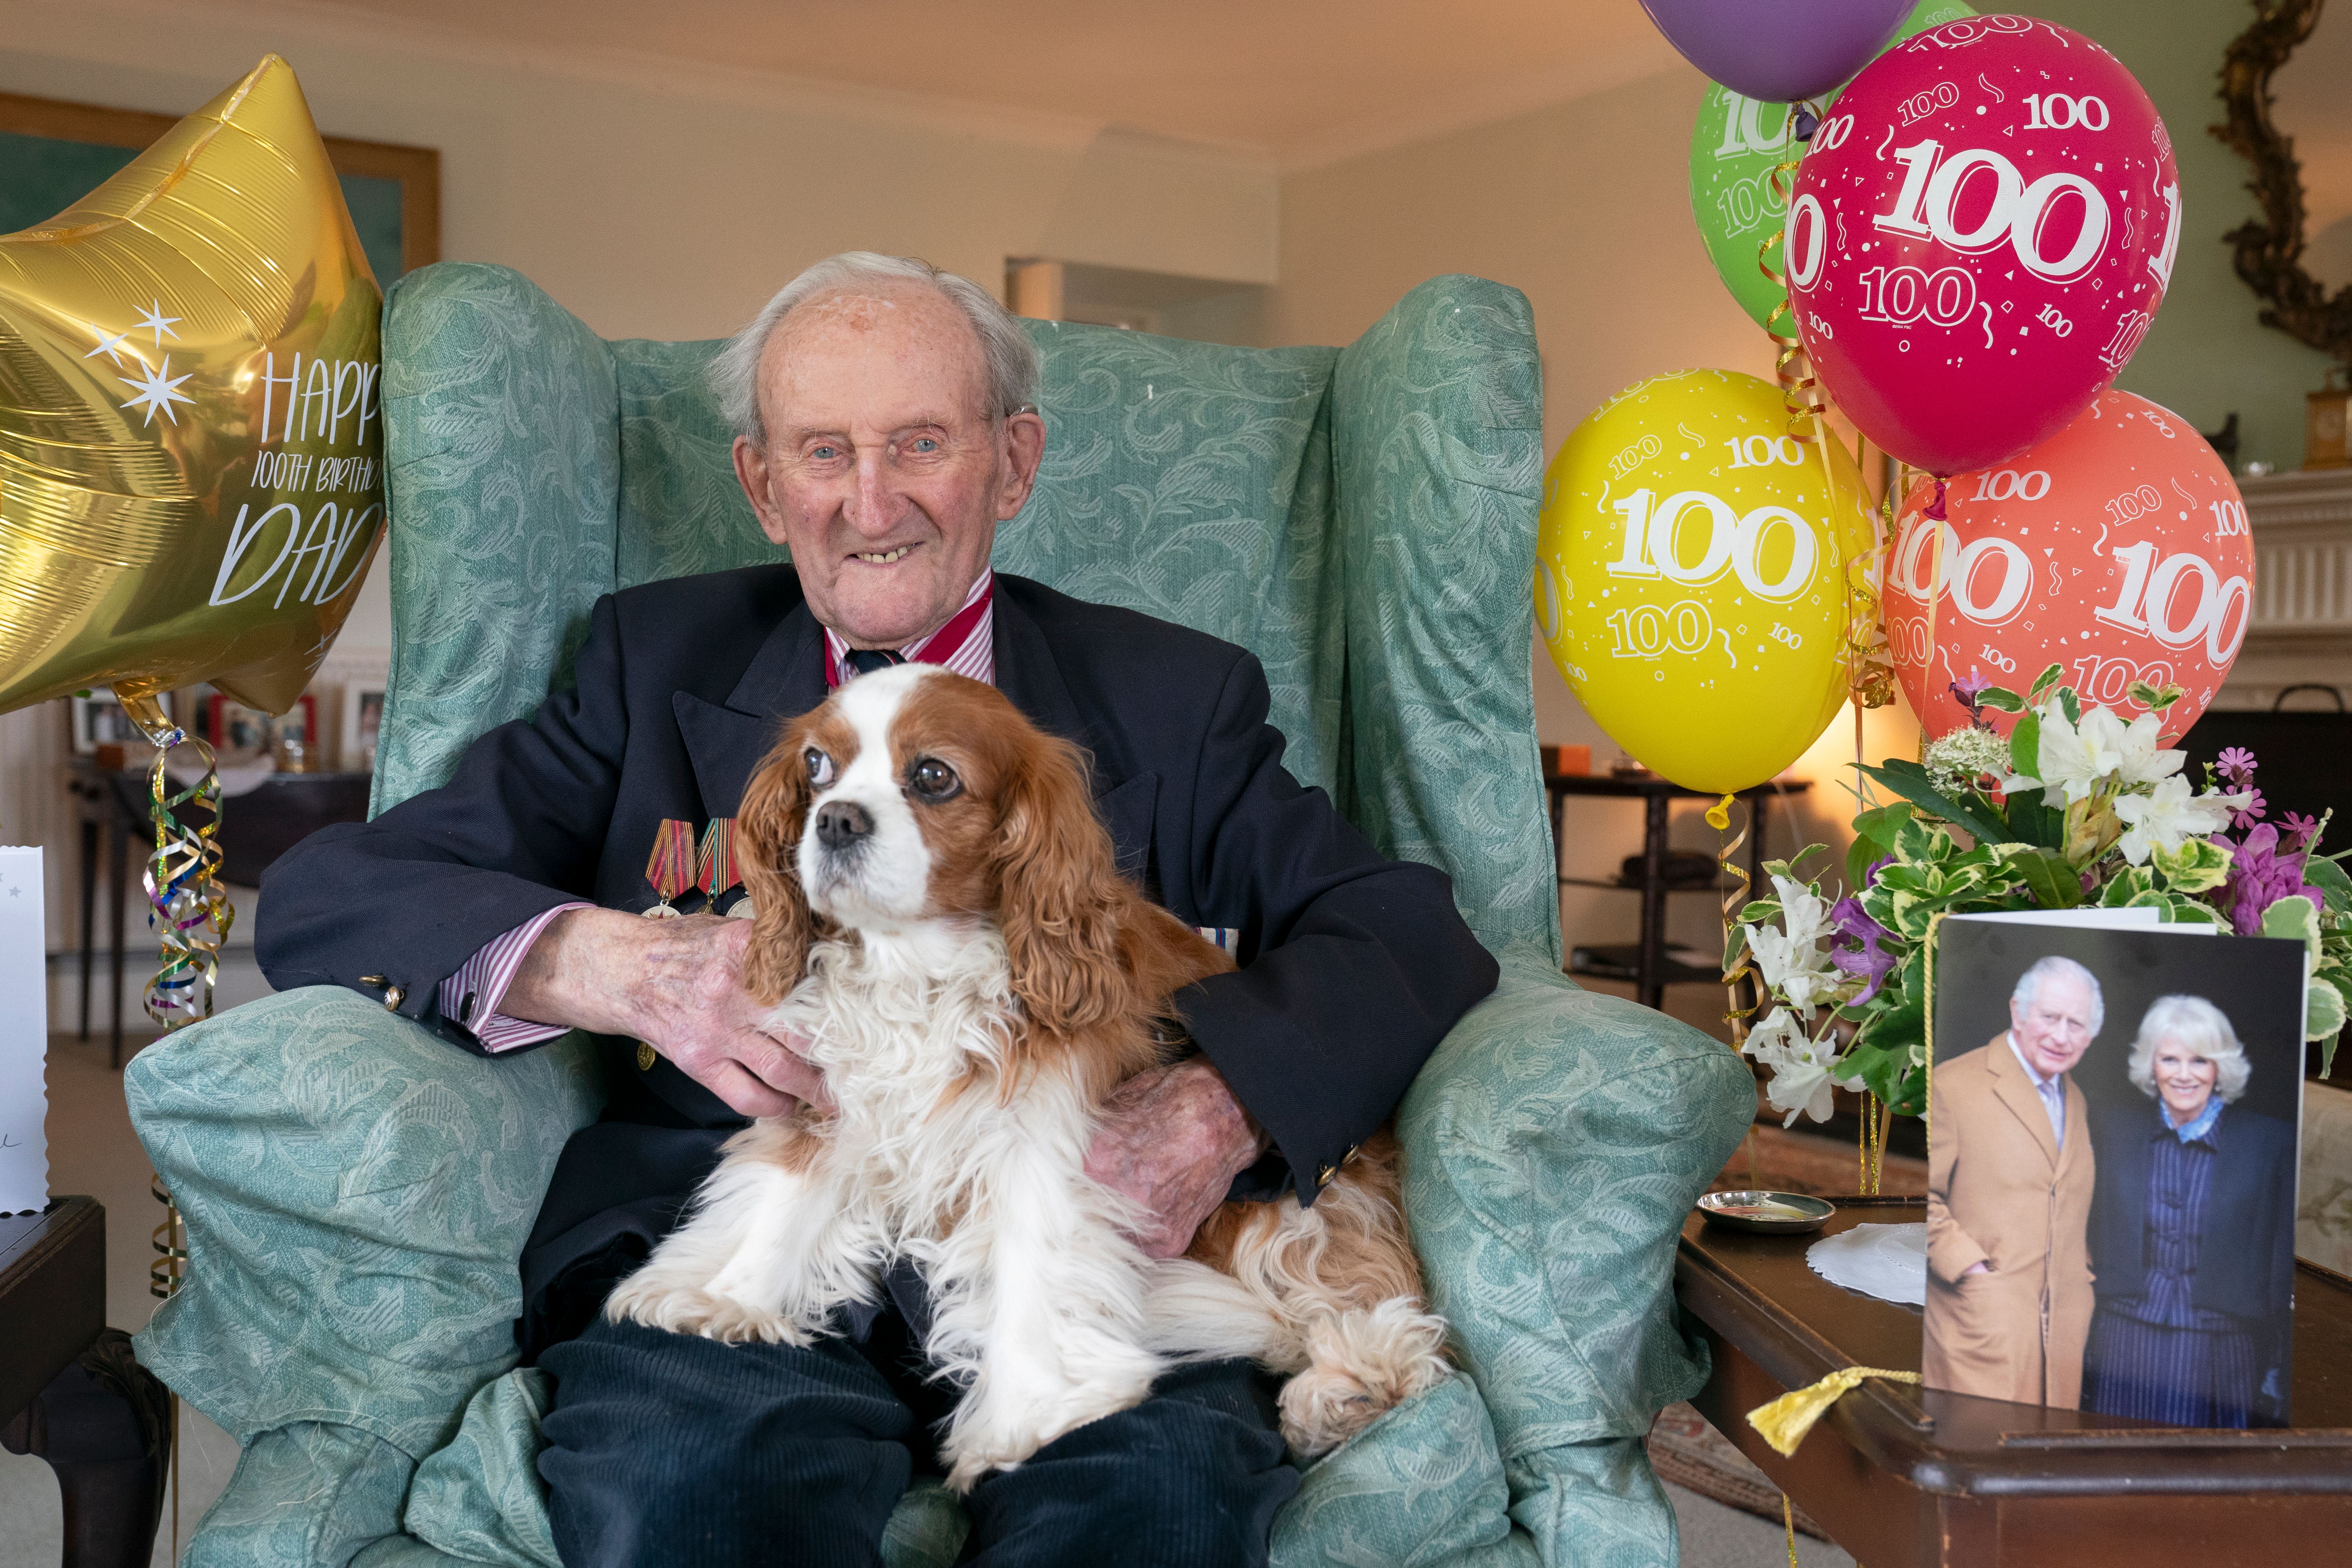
xmin=992 ymin=731 xmax=1130 ymax=1043
xmin=737 ymin=725 xmax=818 ymax=1006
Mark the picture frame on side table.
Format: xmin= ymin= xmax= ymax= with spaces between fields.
xmin=342 ymin=685 xmax=385 ymax=774
xmin=66 ymin=690 xmax=164 ymax=755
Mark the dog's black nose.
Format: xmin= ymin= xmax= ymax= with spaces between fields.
xmin=814 ymin=799 xmax=874 ymax=849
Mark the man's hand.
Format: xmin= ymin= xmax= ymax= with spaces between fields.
xmin=1085 ymin=1059 xmax=1270 ymax=1259
xmin=502 ymin=907 xmax=828 ymax=1118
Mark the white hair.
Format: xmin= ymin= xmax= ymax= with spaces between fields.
xmin=2011 ymin=954 xmax=2105 ymax=1034
xmin=2128 ymin=994 xmax=2253 ymax=1104
xmin=709 ymin=252 xmax=1039 ymax=447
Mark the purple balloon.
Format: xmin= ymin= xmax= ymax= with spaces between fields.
xmin=1639 ymin=0 xmax=1915 ymax=102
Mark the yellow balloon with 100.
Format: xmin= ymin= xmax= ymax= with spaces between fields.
xmin=1535 ymin=369 xmax=1874 ymax=794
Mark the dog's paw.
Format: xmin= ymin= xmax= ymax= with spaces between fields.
xmin=604 ymin=1276 xmax=812 ymax=1346
xmin=1277 ymin=1301 xmax=1451 ymax=1459
xmin=942 ymin=1451 xmax=1017 ymax=1496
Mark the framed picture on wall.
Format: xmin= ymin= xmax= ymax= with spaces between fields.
xmin=0 ymin=86 xmax=440 ymax=283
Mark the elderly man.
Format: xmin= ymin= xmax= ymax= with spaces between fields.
xmin=256 ymin=253 xmax=1496 ymax=1568
xmin=1924 ymin=953 xmax=2103 ymax=1409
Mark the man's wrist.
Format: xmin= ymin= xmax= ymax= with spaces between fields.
xmin=504 ymin=905 xmax=655 ymax=1039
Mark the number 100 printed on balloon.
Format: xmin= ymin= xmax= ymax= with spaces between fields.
xmin=1886 ymin=390 xmax=2252 ymax=743
xmin=1787 ymin=17 xmax=2178 ymax=476
xmin=1537 ymin=370 xmax=1875 ymax=794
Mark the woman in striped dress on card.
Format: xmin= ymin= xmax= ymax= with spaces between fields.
xmin=2082 ymin=996 xmax=2299 ymax=1428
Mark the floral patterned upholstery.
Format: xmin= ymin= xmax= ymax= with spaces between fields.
xmin=129 ymin=262 xmax=1752 ymax=1566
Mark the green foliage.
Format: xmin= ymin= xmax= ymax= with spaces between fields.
xmin=2151 ymin=836 xmax=2232 ymax=895
xmin=2128 ymin=680 xmax=2186 ymax=713
xmin=1977 ymin=685 xmax=2025 ymax=713
xmin=1854 ymin=759 xmax=2010 ymax=848
xmin=2026 ymin=663 xmax=2065 ymax=702
xmin=2005 ymin=846 xmax=2083 ymax=909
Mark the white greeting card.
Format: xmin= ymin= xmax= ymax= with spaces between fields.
xmin=0 ymin=847 xmax=48 ymax=1214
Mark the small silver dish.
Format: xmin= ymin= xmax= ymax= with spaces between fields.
xmin=1697 ymin=1190 xmax=1837 ymax=1235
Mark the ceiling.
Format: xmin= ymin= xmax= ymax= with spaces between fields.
xmin=325 ymin=0 xmax=1683 ymax=167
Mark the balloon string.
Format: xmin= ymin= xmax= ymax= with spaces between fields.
xmin=1708 ymin=793 xmax=1753 ymax=1050
xmin=117 ymin=698 xmax=234 ymax=1032
xmin=1758 ymin=153 xmax=1833 ymax=430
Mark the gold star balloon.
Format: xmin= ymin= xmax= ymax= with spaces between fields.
xmin=0 ymin=54 xmax=385 ymax=721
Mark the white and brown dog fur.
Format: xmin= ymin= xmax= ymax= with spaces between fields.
xmin=607 ymin=662 xmax=1449 ymax=1490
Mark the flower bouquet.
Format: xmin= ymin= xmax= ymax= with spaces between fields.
xmin=1731 ymin=664 xmax=2352 ymax=1128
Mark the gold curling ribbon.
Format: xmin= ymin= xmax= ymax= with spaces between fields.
xmin=118 ymin=691 xmax=220 ymax=1568
xmin=1747 ymin=1366 xmax=1922 ymax=1459
xmin=1709 ymin=793 xmax=1754 ymax=1049
xmin=120 ymin=695 xmax=235 ymax=1032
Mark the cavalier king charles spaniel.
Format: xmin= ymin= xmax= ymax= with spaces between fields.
xmin=606 ymin=662 xmax=1449 ymax=1490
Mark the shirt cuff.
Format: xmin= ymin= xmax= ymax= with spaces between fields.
xmin=435 ymin=902 xmax=595 ymax=1053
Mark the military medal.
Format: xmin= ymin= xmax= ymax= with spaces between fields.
xmin=642 ymin=819 xmax=696 ymax=917
xmin=636 ymin=819 xmax=698 ymax=1069
xmin=697 ymin=818 xmax=752 ymax=918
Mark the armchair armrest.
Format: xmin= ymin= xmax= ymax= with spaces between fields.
xmin=126 ymin=986 xmax=603 ymax=1460
xmin=1399 ymin=954 xmax=1754 ymax=1564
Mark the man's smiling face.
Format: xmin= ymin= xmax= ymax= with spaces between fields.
xmin=731 ymin=282 xmax=1043 ymax=649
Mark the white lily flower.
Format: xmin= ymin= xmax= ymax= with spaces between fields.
xmin=1741 ymin=1008 xmax=1841 ymax=1127
xmin=1743 ymin=874 xmax=1838 ymax=1018
xmin=2032 ymin=703 xmax=2128 ymax=806
xmin=2111 ymin=710 xmax=2183 ymax=789
xmin=2112 ymin=774 xmax=2239 ymax=864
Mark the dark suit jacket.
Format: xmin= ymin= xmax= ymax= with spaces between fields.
xmin=257 ymin=567 xmax=1498 ymax=1353
xmin=2087 ymin=1099 xmax=2298 ymax=1371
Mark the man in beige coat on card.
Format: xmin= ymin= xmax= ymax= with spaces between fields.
xmin=1924 ymin=955 xmax=2102 ymax=1408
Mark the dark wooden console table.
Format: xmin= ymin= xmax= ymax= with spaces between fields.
xmin=0 ymin=1197 xmax=172 ymax=1567
xmin=67 ymin=759 xmax=371 ymax=1065
xmin=1675 ymin=1197 xmax=2352 ymax=1565
xmin=1546 ymin=773 xmax=1810 ymax=1008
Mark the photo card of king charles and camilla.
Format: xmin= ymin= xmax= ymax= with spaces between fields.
xmin=1923 ymin=910 xmax=2305 ymax=1428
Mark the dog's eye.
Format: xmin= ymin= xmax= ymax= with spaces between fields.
xmin=908 ymin=757 xmax=961 ymax=802
xmin=805 ymin=747 xmax=834 ymax=785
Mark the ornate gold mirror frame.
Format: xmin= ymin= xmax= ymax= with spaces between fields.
xmin=2214 ymin=0 xmax=2352 ymax=367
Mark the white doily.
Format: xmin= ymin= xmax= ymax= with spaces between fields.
xmin=1806 ymin=1222 xmax=1927 ymax=1306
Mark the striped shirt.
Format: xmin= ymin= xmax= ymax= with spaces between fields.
xmin=439 ymin=572 xmax=996 ymax=1052
xmin=823 ymin=569 xmax=995 ymax=688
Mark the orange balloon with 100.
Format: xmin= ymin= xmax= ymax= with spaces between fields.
xmin=1886 ymin=389 xmax=2252 ymax=742
xmin=1537 ymin=369 xmax=1877 ymax=795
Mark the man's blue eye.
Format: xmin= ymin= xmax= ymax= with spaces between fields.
xmin=912 ymin=438 xmax=939 ymax=453
xmin=810 ymin=446 xmax=838 ymax=460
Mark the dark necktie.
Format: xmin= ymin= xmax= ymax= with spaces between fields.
xmin=843 ymin=648 xmax=905 ymax=678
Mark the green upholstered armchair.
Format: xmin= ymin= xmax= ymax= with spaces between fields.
xmin=125 ymin=262 xmax=1753 ymax=1568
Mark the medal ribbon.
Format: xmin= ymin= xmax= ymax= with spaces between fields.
xmin=696 ymin=818 xmax=739 ymax=899
xmin=645 ymin=819 xmax=695 ymax=907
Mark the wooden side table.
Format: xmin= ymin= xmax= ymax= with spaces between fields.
xmin=0 ymin=1197 xmax=172 ymax=1568
xmin=1545 ymin=773 xmax=1810 ymax=1008
xmin=1675 ymin=1197 xmax=2352 ymax=1565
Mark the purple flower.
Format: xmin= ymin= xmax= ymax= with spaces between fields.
xmin=2282 ymin=811 xmax=2321 ymax=847
xmin=2216 ymin=747 xmax=2257 ymax=787
xmin=2231 ymin=787 xmax=2267 ymax=830
xmin=1949 ymin=667 xmax=1990 ymax=717
xmin=2220 ymin=822 xmax=2325 ymax=935
xmin=1827 ymin=893 xmax=1896 ymax=1002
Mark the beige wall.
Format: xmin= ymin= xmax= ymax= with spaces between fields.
xmin=0 ymin=0 xmax=1279 ymax=949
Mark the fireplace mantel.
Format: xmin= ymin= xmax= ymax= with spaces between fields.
xmin=2218 ymin=467 xmax=2352 ymax=710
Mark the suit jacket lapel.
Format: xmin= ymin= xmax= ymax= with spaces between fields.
xmin=992 ymin=586 xmax=1091 ymax=754
xmin=985 ymin=586 xmax=1157 ymax=878
xmin=672 ymin=601 xmax=826 ymax=819
xmin=1986 ymin=1035 xmax=2063 ymax=1168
